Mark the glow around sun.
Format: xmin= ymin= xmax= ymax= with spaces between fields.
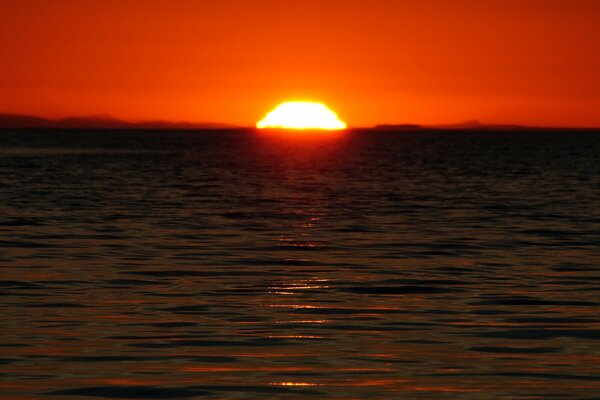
xmin=257 ymin=101 xmax=347 ymax=130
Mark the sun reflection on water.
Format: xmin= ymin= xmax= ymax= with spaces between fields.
xmin=271 ymin=381 xmax=322 ymax=387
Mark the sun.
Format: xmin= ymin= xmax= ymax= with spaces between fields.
xmin=257 ymin=101 xmax=347 ymax=130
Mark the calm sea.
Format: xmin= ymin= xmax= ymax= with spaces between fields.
xmin=1 ymin=129 xmax=599 ymax=399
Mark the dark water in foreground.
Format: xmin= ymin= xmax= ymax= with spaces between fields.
xmin=1 ymin=129 xmax=599 ymax=399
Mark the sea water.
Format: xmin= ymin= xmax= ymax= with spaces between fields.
xmin=1 ymin=129 xmax=599 ymax=399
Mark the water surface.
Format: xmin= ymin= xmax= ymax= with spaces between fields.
xmin=1 ymin=129 xmax=599 ymax=399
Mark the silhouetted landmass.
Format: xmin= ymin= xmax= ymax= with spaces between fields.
xmin=430 ymin=120 xmax=483 ymax=130
xmin=371 ymin=124 xmax=423 ymax=131
xmin=0 ymin=113 xmax=239 ymax=130
xmin=0 ymin=114 xmax=54 ymax=128
xmin=372 ymin=121 xmax=532 ymax=131
xmin=373 ymin=121 xmax=597 ymax=131
xmin=431 ymin=120 xmax=543 ymax=130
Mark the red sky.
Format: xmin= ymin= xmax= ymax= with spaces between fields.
xmin=1 ymin=0 xmax=599 ymax=127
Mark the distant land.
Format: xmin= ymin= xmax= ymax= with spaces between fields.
xmin=0 ymin=113 xmax=239 ymax=130
xmin=371 ymin=120 xmax=598 ymax=131
xmin=0 ymin=113 xmax=597 ymax=131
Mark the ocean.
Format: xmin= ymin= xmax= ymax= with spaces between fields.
xmin=1 ymin=129 xmax=599 ymax=399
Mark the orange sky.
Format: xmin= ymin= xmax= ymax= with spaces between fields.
xmin=1 ymin=0 xmax=599 ymax=127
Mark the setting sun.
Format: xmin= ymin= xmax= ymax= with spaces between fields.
xmin=257 ymin=102 xmax=347 ymax=130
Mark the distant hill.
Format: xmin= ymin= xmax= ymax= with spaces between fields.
xmin=0 ymin=113 xmax=239 ymax=130
xmin=372 ymin=121 xmax=590 ymax=131
xmin=371 ymin=124 xmax=424 ymax=131
xmin=429 ymin=120 xmax=541 ymax=131
xmin=0 ymin=114 xmax=56 ymax=128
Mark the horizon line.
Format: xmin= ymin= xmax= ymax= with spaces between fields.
xmin=0 ymin=112 xmax=599 ymax=131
